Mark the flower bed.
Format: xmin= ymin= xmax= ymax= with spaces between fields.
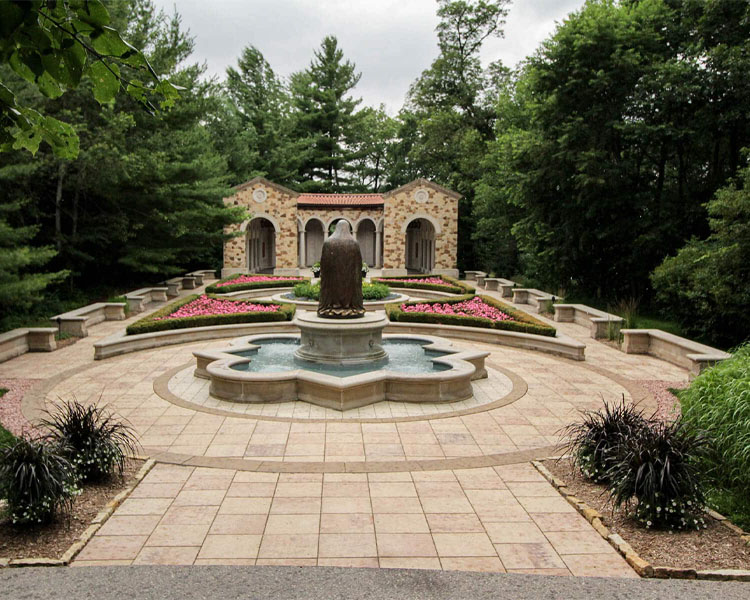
xmin=386 ymin=294 xmax=556 ymax=336
xmin=126 ymin=294 xmax=295 ymax=335
xmin=372 ymin=274 xmax=473 ymax=294
xmin=206 ymin=273 xmax=308 ymax=294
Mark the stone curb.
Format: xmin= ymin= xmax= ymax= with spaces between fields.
xmin=0 ymin=457 xmax=156 ymax=569
xmin=532 ymin=459 xmax=750 ymax=582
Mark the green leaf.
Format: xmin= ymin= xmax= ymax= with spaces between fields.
xmin=88 ymin=60 xmax=120 ymax=104
xmin=74 ymin=0 xmax=110 ymax=27
xmin=36 ymin=70 xmax=64 ymax=98
xmin=40 ymin=115 xmax=79 ymax=159
xmin=61 ymin=41 xmax=87 ymax=85
xmin=91 ymin=26 xmax=130 ymax=57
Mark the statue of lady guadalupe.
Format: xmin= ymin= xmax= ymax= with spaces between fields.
xmin=317 ymin=220 xmax=365 ymax=318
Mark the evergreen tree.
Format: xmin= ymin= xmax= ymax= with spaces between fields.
xmin=290 ymin=36 xmax=363 ymax=192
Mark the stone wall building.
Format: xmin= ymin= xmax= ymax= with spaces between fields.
xmin=222 ymin=177 xmax=460 ymax=278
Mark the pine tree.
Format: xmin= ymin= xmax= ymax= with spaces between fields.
xmin=290 ymin=36 xmax=363 ymax=192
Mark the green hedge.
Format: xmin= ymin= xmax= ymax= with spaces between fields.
xmin=206 ymin=273 xmax=309 ymax=294
xmin=126 ymin=294 xmax=296 ymax=335
xmin=372 ymin=274 xmax=474 ymax=295
xmin=292 ymin=281 xmax=391 ymax=301
xmin=385 ymin=294 xmax=556 ymax=337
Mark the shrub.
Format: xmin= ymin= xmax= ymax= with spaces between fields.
xmin=372 ymin=274 xmax=474 ymax=295
xmin=42 ymin=400 xmax=138 ymax=482
xmin=386 ymin=295 xmax=556 ymax=337
xmin=206 ymin=274 xmax=308 ymax=294
xmin=562 ymin=398 xmax=651 ymax=483
xmin=679 ymin=344 xmax=750 ymax=525
xmin=606 ymin=419 xmax=709 ymax=530
xmin=126 ymin=294 xmax=296 ymax=335
xmin=293 ymin=282 xmax=391 ymax=301
xmin=0 ymin=437 xmax=80 ymax=525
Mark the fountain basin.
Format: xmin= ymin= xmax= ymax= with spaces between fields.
xmin=193 ymin=334 xmax=489 ymax=411
xmin=294 ymin=310 xmax=388 ymax=365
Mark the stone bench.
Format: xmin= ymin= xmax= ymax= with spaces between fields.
xmin=189 ymin=269 xmax=217 ymax=281
xmin=125 ymin=287 xmax=168 ymax=314
xmin=553 ymin=304 xmax=624 ymax=339
xmin=464 ymin=271 xmax=486 ymax=282
xmin=622 ymin=329 xmax=731 ymax=378
xmin=483 ymin=278 xmax=516 ymax=297
xmin=0 ymin=328 xmax=57 ymax=363
xmin=511 ymin=288 xmax=560 ymax=313
xmin=181 ymin=275 xmax=198 ymax=289
xmin=50 ymin=303 xmax=126 ymax=337
xmin=165 ymin=278 xmax=183 ymax=298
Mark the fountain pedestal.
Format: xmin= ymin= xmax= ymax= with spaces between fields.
xmin=293 ymin=310 xmax=388 ymax=365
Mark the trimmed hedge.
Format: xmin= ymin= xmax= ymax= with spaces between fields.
xmin=206 ymin=273 xmax=309 ymax=294
xmin=292 ymin=281 xmax=391 ymax=301
xmin=126 ymin=294 xmax=296 ymax=335
xmin=372 ymin=274 xmax=474 ymax=295
xmin=385 ymin=294 xmax=556 ymax=337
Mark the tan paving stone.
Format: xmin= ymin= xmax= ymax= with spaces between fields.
xmin=320 ymin=513 xmax=374 ymax=534
xmin=209 ymin=514 xmax=267 ymax=535
xmin=220 ymin=497 xmax=273 ymax=515
xmin=516 ymin=496 xmax=576 ymax=514
xmin=561 ymin=553 xmax=638 ymax=578
xmin=379 ymin=557 xmax=442 ymax=570
xmin=507 ymin=568 xmax=570 ymax=576
xmin=255 ymin=558 xmax=316 ymax=566
xmin=374 ymin=513 xmax=430 ymax=534
xmin=97 ymin=515 xmax=162 ymax=536
xmin=270 ymin=497 xmax=321 ymax=514
xmin=116 ymin=498 xmax=173 ymax=516
xmin=440 ymin=557 xmax=505 ymax=572
xmin=75 ymin=535 xmax=148 ymax=561
xmin=318 ymin=557 xmax=379 ymax=568
xmin=264 ymin=514 xmax=320 ymax=535
xmin=198 ymin=534 xmax=262 ymax=559
xmin=173 ymin=489 xmax=226 ymax=506
xmin=318 ymin=533 xmax=377 ymax=558
xmin=426 ymin=514 xmax=485 ymax=533
xmin=494 ymin=543 xmax=566 ymax=570
xmin=257 ymin=534 xmax=318 ymax=559
xmin=146 ymin=523 xmax=210 ymax=547
xmin=545 ymin=530 xmax=615 ymax=554
xmin=371 ymin=497 xmax=423 ymax=514
xmin=194 ymin=558 xmax=256 ymax=565
xmin=484 ymin=521 xmax=548 ymax=544
xmin=530 ymin=512 xmax=592 ymax=532
xmin=432 ymin=533 xmax=497 ymax=557
xmin=321 ymin=496 xmax=371 ymax=514
xmin=377 ymin=533 xmax=437 ymax=557
xmin=420 ymin=496 xmax=474 ymax=514
xmin=133 ymin=546 xmax=199 ymax=565
xmin=160 ymin=505 xmax=218 ymax=525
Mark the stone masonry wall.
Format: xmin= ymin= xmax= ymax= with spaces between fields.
xmin=382 ymin=182 xmax=458 ymax=272
xmin=223 ymin=180 xmax=298 ymax=271
xmin=297 ymin=208 xmax=383 ymax=231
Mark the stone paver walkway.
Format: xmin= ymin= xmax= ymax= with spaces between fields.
xmin=0 ymin=283 xmax=689 ymax=576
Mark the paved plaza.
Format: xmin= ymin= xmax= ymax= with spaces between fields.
xmin=0 ymin=284 xmax=688 ymax=575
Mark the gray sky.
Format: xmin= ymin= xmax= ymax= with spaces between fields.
xmin=150 ymin=0 xmax=585 ymax=113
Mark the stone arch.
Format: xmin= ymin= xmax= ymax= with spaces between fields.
xmin=326 ymin=216 xmax=353 ymax=234
xmin=240 ymin=212 xmax=280 ymax=234
xmin=301 ymin=217 xmax=326 ymax=266
xmin=244 ymin=216 xmax=277 ymax=272
xmin=356 ymin=219 xmax=377 ymax=267
xmin=401 ymin=213 xmax=442 ymax=235
xmin=405 ymin=218 xmax=436 ymax=273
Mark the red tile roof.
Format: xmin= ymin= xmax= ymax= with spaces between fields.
xmin=297 ymin=193 xmax=384 ymax=206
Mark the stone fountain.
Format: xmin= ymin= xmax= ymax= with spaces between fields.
xmin=294 ymin=221 xmax=388 ymax=365
xmin=192 ymin=221 xmax=489 ymax=410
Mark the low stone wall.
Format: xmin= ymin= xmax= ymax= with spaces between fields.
xmin=511 ymin=288 xmax=561 ymax=313
xmin=554 ymin=304 xmax=624 ymax=340
xmin=0 ymin=328 xmax=57 ymax=363
xmin=50 ymin=303 xmax=126 ymax=337
xmin=463 ymin=271 xmax=486 ymax=282
xmin=621 ymin=329 xmax=730 ymax=378
xmin=125 ymin=287 xmax=168 ymax=314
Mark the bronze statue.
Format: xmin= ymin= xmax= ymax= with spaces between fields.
xmin=317 ymin=220 xmax=365 ymax=318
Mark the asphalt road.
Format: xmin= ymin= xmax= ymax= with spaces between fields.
xmin=1 ymin=566 xmax=748 ymax=600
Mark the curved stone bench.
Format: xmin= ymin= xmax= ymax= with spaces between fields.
xmin=484 ymin=278 xmax=516 ymax=298
xmin=188 ymin=269 xmax=217 ymax=282
xmin=125 ymin=287 xmax=168 ymax=314
xmin=165 ymin=278 xmax=183 ymax=298
xmin=621 ymin=329 xmax=730 ymax=378
xmin=50 ymin=303 xmax=126 ymax=337
xmin=511 ymin=288 xmax=560 ymax=313
xmin=269 ymin=292 xmax=411 ymax=312
xmin=0 ymin=328 xmax=57 ymax=363
xmin=181 ymin=276 xmax=198 ymax=289
xmin=554 ymin=304 xmax=624 ymax=339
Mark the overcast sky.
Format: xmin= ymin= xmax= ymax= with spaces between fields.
xmin=150 ymin=0 xmax=585 ymax=113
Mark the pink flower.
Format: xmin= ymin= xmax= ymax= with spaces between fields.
xmin=216 ymin=275 xmax=304 ymax=288
xmin=400 ymin=297 xmax=513 ymax=322
xmin=155 ymin=295 xmax=281 ymax=320
xmin=376 ymin=277 xmax=448 ymax=285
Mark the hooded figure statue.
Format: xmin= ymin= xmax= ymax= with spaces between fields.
xmin=317 ymin=220 xmax=365 ymax=318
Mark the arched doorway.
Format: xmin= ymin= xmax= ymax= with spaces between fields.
xmin=328 ymin=217 xmax=352 ymax=237
xmin=304 ymin=218 xmax=325 ymax=266
xmin=356 ymin=219 xmax=376 ymax=266
xmin=405 ymin=218 xmax=435 ymax=273
xmin=246 ymin=217 xmax=276 ymax=272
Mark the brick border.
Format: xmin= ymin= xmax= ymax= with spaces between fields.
xmin=533 ymin=459 xmax=750 ymax=582
xmin=0 ymin=458 xmax=156 ymax=569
